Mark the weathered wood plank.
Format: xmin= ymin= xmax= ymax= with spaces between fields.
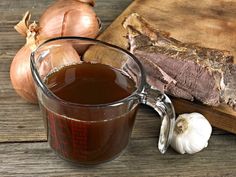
xmin=0 ymin=134 xmax=236 ymax=177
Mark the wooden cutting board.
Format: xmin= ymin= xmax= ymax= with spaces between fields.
xmin=95 ymin=0 xmax=236 ymax=133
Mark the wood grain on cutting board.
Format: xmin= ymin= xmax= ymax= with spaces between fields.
xmin=96 ymin=0 xmax=236 ymax=133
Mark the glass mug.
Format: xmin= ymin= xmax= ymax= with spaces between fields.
xmin=31 ymin=37 xmax=175 ymax=165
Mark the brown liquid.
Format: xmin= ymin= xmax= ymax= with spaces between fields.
xmin=45 ymin=62 xmax=136 ymax=106
xmin=41 ymin=62 xmax=138 ymax=165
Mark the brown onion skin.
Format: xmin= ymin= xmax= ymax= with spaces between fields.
xmin=39 ymin=0 xmax=100 ymax=41
xmin=10 ymin=46 xmax=38 ymax=103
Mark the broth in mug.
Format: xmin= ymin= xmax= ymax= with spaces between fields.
xmin=40 ymin=62 xmax=138 ymax=164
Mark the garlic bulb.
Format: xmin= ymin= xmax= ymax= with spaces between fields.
xmin=171 ymin=113 xmax=212 ymax=154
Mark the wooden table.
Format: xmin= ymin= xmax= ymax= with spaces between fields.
xmin=0 ymin=0 xmax=236 ymax=176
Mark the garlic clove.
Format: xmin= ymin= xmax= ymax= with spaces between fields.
xmin=185 ymin=131 xmax=206 ymax=154
xmin=170 ymin=113 xmax=212 ymax=154
xmin=171 ymin=132 xmax=186 ymax=154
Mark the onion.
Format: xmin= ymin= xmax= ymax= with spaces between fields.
xmin=39 ymin=0 xmax=101 ymax=41
xmin=11 ymin=12 xmax=81 ymax=103
xmin=10 ymin=45 xmax=38 ymax=103
xmin=11 ymin=14 xmax=39 ymax=103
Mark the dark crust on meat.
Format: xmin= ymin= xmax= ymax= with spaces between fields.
xmin=123 ymin=13 xmax=236 ymax=110
xmin=123 ymin=13 xmax=233 ymax=68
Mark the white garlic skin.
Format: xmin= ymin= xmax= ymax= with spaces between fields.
xmin=171 ymin=113 xmax=212 ymax=154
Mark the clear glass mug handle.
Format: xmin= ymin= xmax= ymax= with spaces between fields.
xmin=140 ymin=84 xmax=176 ymax=153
